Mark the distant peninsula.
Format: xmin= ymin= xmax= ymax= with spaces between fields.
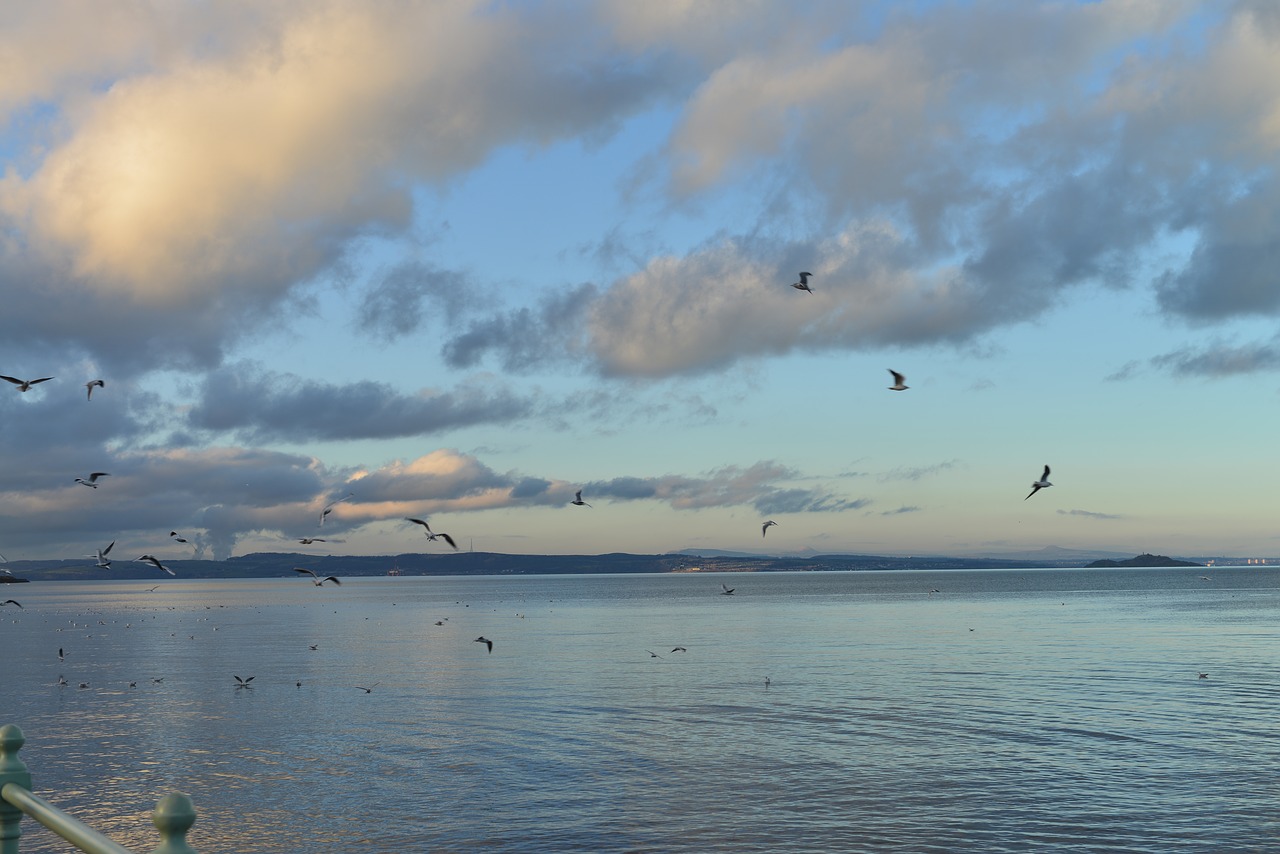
xmin=1085 ymin=553 xmax=1204 ymax=568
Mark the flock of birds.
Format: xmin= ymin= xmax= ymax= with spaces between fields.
xmin=0 ymin=275 xmax=1063 ymax=582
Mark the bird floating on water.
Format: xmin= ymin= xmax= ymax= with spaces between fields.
xmin=475 ymin=636 xmax=493 ymax=653
xmin=791 ymin=272 xmax=813 ymax=293
xmin=571 ymin=490 xmax=591 ymax=507
xmin=1024 ymin=465 xmax=1052 ymax=500
xmin=404 ymin=518 xmax=457 ymax=549
xmin=293 ymin=567 xmax=340 ymax=586
xmin=75 ymin=472 xmax=110 ymax=488
xmin=762 ymin=520 xmax=777 ymax=537
xmin=888 ymin=369 xmax=908 ymax=391
xmin=136 ymin=555 xmax=175 ymax=576
xmin=0 ymin=375 xmax=54 ymax=392
xmin=85 ymin=379 xmax=105 ymax=400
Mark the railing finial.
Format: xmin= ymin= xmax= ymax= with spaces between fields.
xmin=0 ymin=725 xmax=26 ymax=776
xmin=150 ymin=792 xmax=197 ymax=854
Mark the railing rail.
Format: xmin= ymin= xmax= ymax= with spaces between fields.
xmin=0 ymin=724 xmax=197 ymax=854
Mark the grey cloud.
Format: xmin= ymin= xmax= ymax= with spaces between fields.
xmin=1150 ymin=340 xmax=1280 ymax=378
xmin=443 ymin=283 xmax=596 ymax=372
xmin=877 ymin=461 xmax=958 ymax=483
xmin=1057 ymin=509 xmax=1123 ymax=521
xmin=880 ymin=506 xmax=921 ymax=516
xmin=186 ymin=363 xmax=533 ymax=442
xmin=356 ymin=260 xmax=475 ymax=340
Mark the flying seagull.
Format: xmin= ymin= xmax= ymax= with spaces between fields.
xmin=234 ymin=675 xmax=254 ymax=689
xmin=720 ymin=583 xmax=735 ymax=596
xmin=136 ymin=555 xmax=175 ymax=576
xmin=0 ymin=375 xmax=54 ymax=392
xmin=85 ymin=379 xmax=105 ymax=400
xmin=1024 ymin=465 xmax=1053 ymax=500
xmin=404 ymin=518 xmax=458 ymax=549
xmin=671 ymin=647 xmax=688 ymax=653
xmin=89 ymin=541 xmax=115 ymax=568
xmin=75 ymin=472 xmax=110 ymax=488
xmin=355 ymin=683 xmax=379 ymax=693
xmin=762 ymin=520 xmax=777 ymax=537
xmin=169 ymin=531 xmax=189 ymax=544
xmin=888 ymin=369 xmax=909 ymax=391
xmin=646 ymin=649 xmax=664 ymax=659
xmin=298 ymin=538 xmax=326 ymax=545
xmin=791 ymin=272 xmax=814 ymax=293
xmin=293 ymin=567 xmax=341 ymax=586
xmin=1 ymin=599 xmax=21 ymax=609
xmin=319 ymin=492 xmax=353 ymax=526
xmin=475 ymin=636 xmax=493 ymax=653
xmin=571 ymin=489 xmax=591 ymax=507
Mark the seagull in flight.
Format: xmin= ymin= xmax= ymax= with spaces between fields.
xmin=89 ymin=541 xmax=114 ymax=568
xmin=1 ymin=599 xmax=21 ymax=609
xmin=404 ymin=518 xmax=457 ymax=549
xmin=234 ymin=675 xmax=254 ymax=689
xmin=791 ymin=272 xmax=814 ymax=293
xmin=720 ymin=583 xmax=735 ymax=596
xmin=888 ymin=369 xmax=909 ymax=391
xmin=319 ymin=493 xmax=353 ymax=526
xmin=298 ymin=538 xmax=326 ymax=545
xmin=293 ymin=567 xmax=341 ymax=586
xmin=1024 ymin=465 xmax=1053 ymax=500
xmin=136 ymin=555 xmax=175 ymax=576
xmin=0 ymin=375 xmax=54 ymax=392
xmin=169 ymin=531 xmax=189 ymax=544
xmin=75 ymin=472 xmax=110 ymax=488
xmin=646 ymin=649 xmax=664 ymax=659
xmin=571 ymin=489 xmax=591 ymax=507
xmin=475 ymin=636 xmax=493 ymax=653
xmin=355 ymin=683 xmax=379 ymax=693
xmin=762 ymin=520 xmax=777 ymax=537
xmin=85 ymin=379 xmax=105 ymax=400
xmin=671 ymin=647 xmax=687 ymax=653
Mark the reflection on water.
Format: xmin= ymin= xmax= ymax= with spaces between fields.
xmin=2 ymin=568 xmax=1280 ymax=852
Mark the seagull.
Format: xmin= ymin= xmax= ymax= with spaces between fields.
xmin=169 ymin=531 xmax=189 ymax=544
xmin=888 ymin=369 xmax=909 ymax=391
xmin=762 ymin=520 xmax=778 ymax=537
xmin=319 ymin=493 xmax=353 ymax=526
xmin=144 ymin=586 xmax=160 ymax=593
xmin=298 ymin=538 xmax=326 ymax=545
xmin=355 ymin=684 xmax=379 ymax=693
xmin=791 ymin=271 xmax=814 ymax=294
xmin=234 ymin=675 xmax=254 ymax=689
xmin=57 ymin=676 xmax=67 ymax=687
xmin=89 ymin=541 xmax=114 ymax=568
xmin=1025 ymin=465 xmax=1052 ymax=500
xmin=646 ymin=649 xmax=664 ymax=659
xmin=404 ymin=518 xmax=457 ymax=549
xmin=571 ymin=490 xmax=591 ymax=507
xmin=1198 ymin=672 xmax=1209 ymax=679
xmin=0 ymin=375 xmax=54 ymax=392
xmin=58 ymin=647 xmax=64 ymax=661
xmin=75 ymin=472 xmax=110 ymax=488
xmin=136 ymin=555 xmax=175 ymax=576
xmin=720 ymin=583 xmax=735 ymax=596
xmin=85 ymin=379 xmax=105 ymax=400
xmin=671 ymin=647 xmax=687 ymax=653
xmin=1 ymin=599 xmax=21 ymax=609
xmin=474 ymin=636 xmax=493 ymax=653
xmin=293 ymin=567 xmax=340 ymax=586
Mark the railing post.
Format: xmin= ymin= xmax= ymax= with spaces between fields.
xmin=0 ymin=724 xmax=32 ymax=854
xmin=150 ymin=793 xmax=197 ymax=854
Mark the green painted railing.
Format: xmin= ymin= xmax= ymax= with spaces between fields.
xmin=0 ymin=725 xmax=196 ymax=854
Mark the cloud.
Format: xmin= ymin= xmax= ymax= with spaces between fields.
xmin=1056 ymin=509 xmax=1123 ymax=521
xmin=877 ymin=460 xmax=959 ymax=483
xmin=443 ymin=283 xmax=596 ymax=372
xmin=185 ymin=363 xmax=534 ymax=442
xmin=356 ymin=260 xmax=476 ymax=340
xmin=1150 ymin=339 xmax=1280 ymax=377
xmin=880 ymin=506 xmax=921 ymax=516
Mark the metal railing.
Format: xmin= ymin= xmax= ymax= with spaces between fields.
xmin=0 ymin=724 xmax=197 ymax=853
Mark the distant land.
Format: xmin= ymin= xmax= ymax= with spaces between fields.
xmin=0 ymin=548 xmax=1253 ymax=581
xmin=1085 ymin=553 xmax=1204 ymax=568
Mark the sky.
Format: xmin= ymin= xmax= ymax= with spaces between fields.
xmin=2 ymin=0 xmax=1280 ymax=563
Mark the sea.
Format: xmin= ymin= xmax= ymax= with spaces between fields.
xmin=2 ymin=567 xmax=1279 ymax=853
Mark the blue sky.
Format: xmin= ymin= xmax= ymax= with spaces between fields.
xmin=2 ymin=0 xmax=1279 ymax=562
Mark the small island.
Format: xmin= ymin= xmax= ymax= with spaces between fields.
xmin=1086 ymin=553 xmax=1203 ymax=568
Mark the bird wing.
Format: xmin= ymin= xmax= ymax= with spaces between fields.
xmin=0 ymin=376 xmax=21 ymax=385
xmin=324 ymin=576 xmax=341 ymax=585
xmin=1042 ymin=465 xmax=1051 ymax=480
xmin=440 ymin=533 xmax=457 ymax=549
xmin=89 ymin=472 xmax=109 ymax=481
xmin=103 ymin=541 xmax=114 ymax=555
xmin=406 ymin=517 xmax=428 ymax=528
xmin=293 ymin=567 xmax=318 ymax=578
xmin=1024 ymin=486 xmax=1040 ymax=500
xmin=31 ymin=377 xmax=54 ymax=385
xmin=890 ymin=369 xmax=905 ymax=384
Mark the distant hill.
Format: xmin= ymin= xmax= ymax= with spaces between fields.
xmin=1086 ymin=553 xmax=1204 ymax=568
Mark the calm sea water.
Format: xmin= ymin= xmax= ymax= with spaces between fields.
xmin=2 ymin=567 xmax=1279 ymax=853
